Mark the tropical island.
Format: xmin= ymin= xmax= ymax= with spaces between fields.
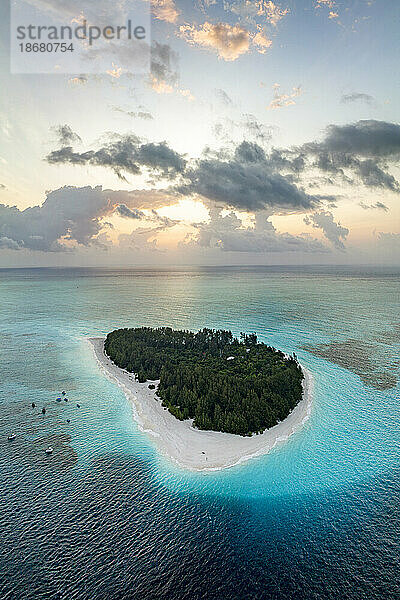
xmin=104 ymin=327 xmax=304 ymax=437
xmin=89 ymin=330 xmax=312 ymax=471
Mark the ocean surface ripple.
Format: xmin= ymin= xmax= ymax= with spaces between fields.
xmin=0 ymin=266 xmax=399 ymax=599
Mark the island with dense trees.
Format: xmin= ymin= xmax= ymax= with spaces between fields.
xmin=104 ymin=327 xmax=304 ymax=437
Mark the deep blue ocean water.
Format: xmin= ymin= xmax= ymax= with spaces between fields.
xmin=0 ymin=266 xmax=399 ymax=599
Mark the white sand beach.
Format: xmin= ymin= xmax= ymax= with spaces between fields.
xmin=89 ymin=337 xmax=313 ymax=471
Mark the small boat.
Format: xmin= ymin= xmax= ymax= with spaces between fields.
xmin=45 ymin=446 xmax=53 ymax=455
xmin=42 ymin=407 xmax=46 ymax=414
xmin=62 ymin=391 xmax=66 ymax=395
xmin=31 ymin=402 xmax=36 ymax=408
xmin=64 ymin=398 xmax=69 ymax=402
xmin=66 ymin=419 xmax=70 ymax=423
xmin=56 ymin=397 xmax=62 ymax=402
xmin=76 ymin=403 xmax=81 ymax=408
xmin=7 ymin=434 xmax=16 ymax=441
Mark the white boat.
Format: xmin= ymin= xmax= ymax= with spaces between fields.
xmin=7 ymin=434 xmax=16 ymax=441
xmin=45 ymin=446 xmax=53 ymax=455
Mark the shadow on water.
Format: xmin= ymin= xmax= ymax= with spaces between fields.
xmin=0 ymin=447 xmax=399 ymax=600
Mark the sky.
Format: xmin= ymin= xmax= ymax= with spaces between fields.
xmin=0 ymin=0 xmax=399 ymax=267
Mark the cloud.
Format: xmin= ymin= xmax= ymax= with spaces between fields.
xmin=179 ymin=22 xmax=250 ymax=61
xmin=52 ymin=124 xmax=82 ymax=147
xmin=23 ymin=0 xmax=117 ymax=20
xmin=116 ymin=204 xmax=178 ymax=227
xmin=115 ymin=204 xmax=145 ymax=219
xmin=304 ymin=210 xmax=349 ymax=250
xmin=314 ymin=0 xmax=341 ymax=22
xmin=0 ymin=185 xmax=180 ymax=253
xmin=213 ymin=114 xmax=273 ymax=145
xmin=215 ymin=88 xmax=234 ymax=105
xmin=112 ymin=106 xmax=154 ymax=120
xmin=252 ymin=26 xmax=273 ymax=54
xmin=261 ymin=1 xmax=290 ymax=26
xmin=179 ymin=20 xmax=274 ymax=61
xmin=23 ymin=2 xmax=150 ymax=74
xmin=315 ymin=0 xmax=335 ymax=8
xmin=340 ymin=93 xmax=376 ymax=106
xmin=241 ymin=114 xmax=273 ymax=144
xmin=300 ymin=120 xmax=400 ymax=192
xmin=0 ymin=236 xmax=21 ymax=250
xmin=0 ymin=186 xmax=112 ymax=251
xmin=226 ymin=1 xmax=289 ymax=27
xmin=106 ymin=64 xmax=124 ymax=79
xmin=46 ymin=134 xmax=186 ymax=181
xmin=119 ymin=225 xmax=169 ymax=252
xmin=312 ymin=152 xmax=399 ymax=191
xmin=182 ymin=207 xmax=327 ymax=253
xmin=150 ymin=42 xmax=179 ymax=93
xmin=149 ymin=43 xmax=195 ymax=100
xmin=305 ymin=120 xmax=400 ymax=158
xmin=267 ymin=83 xmax=302 ymax=109
xmin=109 ymin=189 xmax=179 ymax=210
xmin=68 ymin=76 xmax=88 ymax=86
xmin=151 ymin=0 xmax=180 ymax=23
xmin=268 ymin=148 xmax=306 ymax=173
xmin=357 ymin=159 xmax=399 ymax=191
xmin=178 ymin=141 xmax=320 ymax=212
xmin=359 ymin=201 xmax=388 ymax=212
xmin=179 ymin=88 xmax=195 ymax=101
xmin=150 ymin=79 xmax=174 ymax=94
xmin=377 ymin=232 xmax=400 ymax=251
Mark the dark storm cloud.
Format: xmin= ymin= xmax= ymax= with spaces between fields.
xmin=281 ymin=120 xmax=400 ymax=192
xmin=234 ymin=140 xmax=266 ymax=163
xmin=312 ymin=150 xmax=399 ymax=191
xmin=46 ymin=134 xmax=186 ymax=181
xmin=304 ymin=120 xmax=400 ymax=158
xmin=178 ymin=141 xmax=319 ymax=211
xmin=198 ymin=120 xmax=400 ymax=203
xmin=340 ymin=92 xmax=376 ymax=106
xmin=356 ymin=159 xmax=399 ymax=191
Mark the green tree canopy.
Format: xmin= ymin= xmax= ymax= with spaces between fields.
xmin=105 ymin=327 xmax=304 ymax=436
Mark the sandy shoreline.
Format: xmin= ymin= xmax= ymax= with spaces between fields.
xmin=88 ymin=337 xmax=313 ymax=472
